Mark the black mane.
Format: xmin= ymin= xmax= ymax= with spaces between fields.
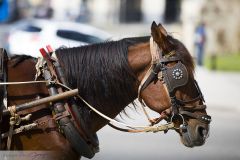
xmin=55 ymin=37 xmax=149 ymax=113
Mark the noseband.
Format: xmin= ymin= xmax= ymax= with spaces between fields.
xmin=138 ymin=37 xmax=211 ymax=130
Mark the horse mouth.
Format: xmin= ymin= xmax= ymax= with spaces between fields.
xmin=181 ymin=137 xmax=205 ymax=148
xmin=180 ymin=125 xmax=209 ymax=147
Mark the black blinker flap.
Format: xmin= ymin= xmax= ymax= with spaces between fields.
xmin=162 ymin=62 xmax=189 ymax=93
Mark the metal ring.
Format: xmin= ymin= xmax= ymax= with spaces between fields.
xmin=170 ymin=113 xmax=185 ymax=130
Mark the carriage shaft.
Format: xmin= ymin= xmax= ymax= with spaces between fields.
xmin=3 ymin=89 xmax=79 ymax=116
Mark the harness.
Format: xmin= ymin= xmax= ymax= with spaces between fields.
xmin=0 ymin=46 xmax=176 ymax=158
xmin=38 ymin=46 xmax=99 ymax=158
xmin=0 ymin=36 xmax=212 ymax=157
xmin=1 ymin=47 xmax=98 ymax=158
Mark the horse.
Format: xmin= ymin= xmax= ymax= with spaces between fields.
xmin=1 ymin=22 xmax=211 ymax=159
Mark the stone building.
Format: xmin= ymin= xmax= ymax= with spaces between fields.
xmin=8 ymin=0 xmax=239 ymax=55
xmin=68 ymin=0 xmax=239 ymax=55
xmin=182 ymin=0 xmax=240 ymax=55
xmin=51 ymin=0 xmax=180 ymax=25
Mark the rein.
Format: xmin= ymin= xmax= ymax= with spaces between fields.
xmin=0 ymin=80 xmax=175 ymax=133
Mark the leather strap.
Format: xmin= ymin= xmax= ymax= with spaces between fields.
xmin=180 ymin=110 xmax=211 ymax=124
xmin=149 ymin=37 xmax=160 ymax=64
xmin=138 ymin=37 xmax=161 ymax=102
xmin=160 ymin=57 xmax=180 ymax=63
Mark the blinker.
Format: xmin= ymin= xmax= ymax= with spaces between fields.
xmin=162 ymin=61 xmax=189 ymax=93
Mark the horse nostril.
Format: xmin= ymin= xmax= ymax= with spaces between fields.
xmin=198 ymin=126 xmax=207 ymax=138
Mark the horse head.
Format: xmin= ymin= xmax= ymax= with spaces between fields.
xmin=131 ymin=21 xmax=211 ymax=147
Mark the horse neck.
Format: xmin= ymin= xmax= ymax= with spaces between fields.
xmin=88 ymin=41 xmax=151 ymax=133
xmin=128 ymin=42 xmax=152 ymax=82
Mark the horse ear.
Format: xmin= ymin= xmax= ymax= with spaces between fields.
xmin=157 ymin=23 xmax=168 ymax=36
xmin=151 ymin=22 xmax=172 ymax=53
xmin=151 ymin=21 xmax=159 ymax=40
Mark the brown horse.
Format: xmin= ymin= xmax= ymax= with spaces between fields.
xmin=1 ymin=22 xmax=211 ymax=159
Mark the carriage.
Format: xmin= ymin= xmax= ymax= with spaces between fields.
xmin=0 ymin=22 xmax=211 ymax=159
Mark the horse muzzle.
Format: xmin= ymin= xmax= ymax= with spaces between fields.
xmin=180 ymin=123 xmax=210 ymax=147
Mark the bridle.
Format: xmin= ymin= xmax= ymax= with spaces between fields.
xmin=138 ymin=37 xmax=211 ymax=132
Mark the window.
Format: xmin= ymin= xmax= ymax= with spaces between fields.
xmin=164 ymin=0 xmax=181 ymax=23
xmin=21 ymin=25 xmax=42 ymax=32
xmin=120 ymin=0 xmax=142 ymax=22
xmin=56 ymin=30 xmax=104 ymax=44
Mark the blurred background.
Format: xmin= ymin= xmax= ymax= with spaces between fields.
xmin=0 ymin=0 xmax=240 ymax=160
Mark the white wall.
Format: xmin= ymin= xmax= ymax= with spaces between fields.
xmin=88 ymin=0 xmax=120 ymax=25
xmin=141 ymin=0 xmax=165 ymax=23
